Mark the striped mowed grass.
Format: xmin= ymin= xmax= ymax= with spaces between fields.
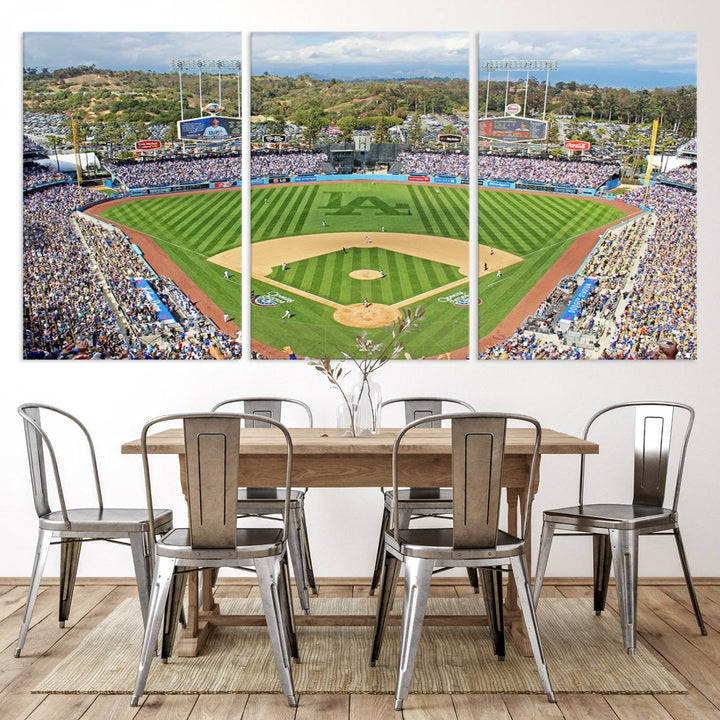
xmin=268 ymin=247 xmax=462 ymax=306
xmin=99 ymin=182 xmax=626 ymax=358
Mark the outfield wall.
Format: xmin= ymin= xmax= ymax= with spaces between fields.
xmin=115 ymin=171 xmax=609 ymax=198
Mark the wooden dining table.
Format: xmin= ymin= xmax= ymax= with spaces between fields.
xmin=121 ymin=426 xmax=598 ymax=657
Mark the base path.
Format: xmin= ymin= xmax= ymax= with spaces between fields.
xmin=209 ymin=231 xmax=520 ymax=278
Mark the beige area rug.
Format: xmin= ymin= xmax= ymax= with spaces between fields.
xmin=34 ymin=597 xmax=685 ymax=695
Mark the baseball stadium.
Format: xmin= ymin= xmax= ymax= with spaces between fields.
xmin=22 ymin=37 xmax=697 ymax=360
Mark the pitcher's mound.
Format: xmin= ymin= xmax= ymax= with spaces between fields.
xmin=349 ymin=269 xmax=383 ymax=280
xmin=334 ymin=303 xmax=401 ymax=328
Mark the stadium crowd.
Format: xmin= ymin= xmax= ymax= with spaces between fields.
xmin=251 ymin=150 xmax=326 ymax=177
xmin=23 ymin=163 xmax=66 ymax=191
xmin=397 ymin=151 xmax=619 ymax=188
xmin=23 ymin=135 xmax=46 ymax=154
xmin=656 ymin=165 xmax=697 ymax=188
xmin=105 ymin=151 xmax=328 ymax=188
xmin=23 ymin=184 xmax=129 ymax=359
xmin=23 ymin=184 xmax=247 ymax=359
xmin=397 ymin=151 xmax=469 ymax=176
xmin=480 ymin=331 xmax=589 ymax=359
xmin=601 ymin=183 xmax=696 ymax=359
xmin=106 ymin=155 xmax=242 ymax=189
xmin=481 ymin=177 xmax=696 ymax=360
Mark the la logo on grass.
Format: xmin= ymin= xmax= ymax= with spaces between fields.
xmin=319 ymin=192 xmax=409 ymax=216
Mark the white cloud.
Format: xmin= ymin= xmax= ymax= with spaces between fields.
xmin=480 ymin=31 xmax=695 ymax=69
xmin=254 ymin=32 xmax=469 ymax=67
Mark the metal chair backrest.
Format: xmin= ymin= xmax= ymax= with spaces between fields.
xmin=211 ymin=398 xmax=313 ymax=428
xmin=141 ymin=413 xmax=294 ymax=549
xmin=18 ymin=403 xmax=103 ymax=527
xmin=381 ymin=397 xmax=475 ymax=428
xmin=392 ymin=413 xmax=541 ymax=548
xmin=579 ymin=401 xmax=694 ymax=511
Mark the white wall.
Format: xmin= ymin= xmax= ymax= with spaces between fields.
xmin=4 ymin=0 xmax=718 ymax=581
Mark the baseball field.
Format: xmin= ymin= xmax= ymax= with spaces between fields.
xmin=98 ymin=180 xmax=628 ymax=358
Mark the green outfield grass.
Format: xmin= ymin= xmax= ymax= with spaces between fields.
xmin=267 ymin=247 xmax=462 ymax=306
xmin=251 ymin=182 xmax=469 ymax=241
xmin=99 ymin=182 xmax=626 ymax=358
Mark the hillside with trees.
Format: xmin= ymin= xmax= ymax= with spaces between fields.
xmin=23 ymin=66 xmax=696 ymax=139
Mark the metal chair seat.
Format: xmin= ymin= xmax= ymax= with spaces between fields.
xmin=383 ymin=488 xmax=453 ymax=512
xmin=156 ymin=528 xmax=284 ymax=560
xmin=533 ymin=402 xmax=707 ymax=656
xmin=39 ymin=508 xmax=173 ymax=534
xmin=543 ymin=503 xmax=675 ymax=531
xmin=237 ymin=488 xmax=305 ymax=513
xmin=386 ymin=527 xmax=524 ymax=560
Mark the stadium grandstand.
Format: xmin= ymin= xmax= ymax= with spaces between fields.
xmin=104 ymin=150 xmax=330 ymax=190
xmin=395 ymin=151 xmax=619 ymax=188
xmin=22 ymin=182 xmax=250 ymax=359
xmin=480 ymin=168 xmax=697 ymax=360
xmin=22 ymin=130 xmax=694 ymax=360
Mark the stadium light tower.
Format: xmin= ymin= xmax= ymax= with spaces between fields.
xmin=171 ymin=58 xmax=242 ymax=120
xmin=480 ymin=60 xmax=558 ymax=119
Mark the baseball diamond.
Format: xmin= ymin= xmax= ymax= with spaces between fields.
xmin=97 ymin=180 xmax=629 ymax=358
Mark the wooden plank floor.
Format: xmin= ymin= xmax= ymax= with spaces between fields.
xmin=0 ymin=579 xmax=718 ymax=720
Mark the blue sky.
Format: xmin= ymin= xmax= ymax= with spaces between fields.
xmin=23 ymin=31 xmax=696 ymax=88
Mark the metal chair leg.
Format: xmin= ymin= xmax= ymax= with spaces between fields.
xmin=129 ymin=532 xmax=152 ymax=628
xmin=297 ymin=501 xmax=317 ymax=595
xmin=394 ymin=556 xmax=434 ymax=711
xmin=369 ymin=550 xmax=401 ymax=665
xmin=480 ymin=567 xmax=504 ymax=659
xmin=532 ymin=520 xmax=556 ymax=607
xmin=673 ymin=527 xmax=707 ymax=635
xmin=593 ymin=534 xmax=613 ymax=615
xmin=466 ymin=568 xmax=480 ymax=594
xmin=608 ymin=529 xmax=639 ymax=654
xmin=58 ymin=538 xmax=83 ymax=628
xmin=161 ymin=570 xmax=188 ymax=661
xmin=369 ymin=506 xmax=391 ymax=596
xmin=286 ymin=507 xmax=311 ymax=614
xmin=131 ymin=555 xmax=176 ymax=706
xmin=255 ymin=556 xmax=297 ymax=707
xmin=277 ymin=551 xmax=299 ymax=662
xmin=510 ymin=554 xmax=556 ymax=703
xmin=15 ymin=528 xmax=52 ymax=658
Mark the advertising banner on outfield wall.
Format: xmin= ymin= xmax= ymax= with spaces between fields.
xmin=485 ymin=180 xmax=515 ymax=189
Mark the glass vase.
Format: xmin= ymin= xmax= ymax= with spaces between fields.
xmin=353 ymin=380 xmax=382 ymax=436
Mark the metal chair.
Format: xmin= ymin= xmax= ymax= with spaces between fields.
xmin=369 ymin=397 xmax=478 ymax=596
xmin=16 ymin=403 xmax=173 ymax=658
xmin=131 ymin=412 xmax=298 ymax=707
xmin=370 ymin=412 xmax=555 ymax=710
xmin=211 ymin=398 xmax=316 ymax=613
xmin=533 ymin=401 xmax=706 ymax=655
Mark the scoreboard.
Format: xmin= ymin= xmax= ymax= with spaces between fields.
xmin=479 ymin=117 xmax=547 ymax=142
xmin=177 ymin=115 xmax=241 ymax=141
